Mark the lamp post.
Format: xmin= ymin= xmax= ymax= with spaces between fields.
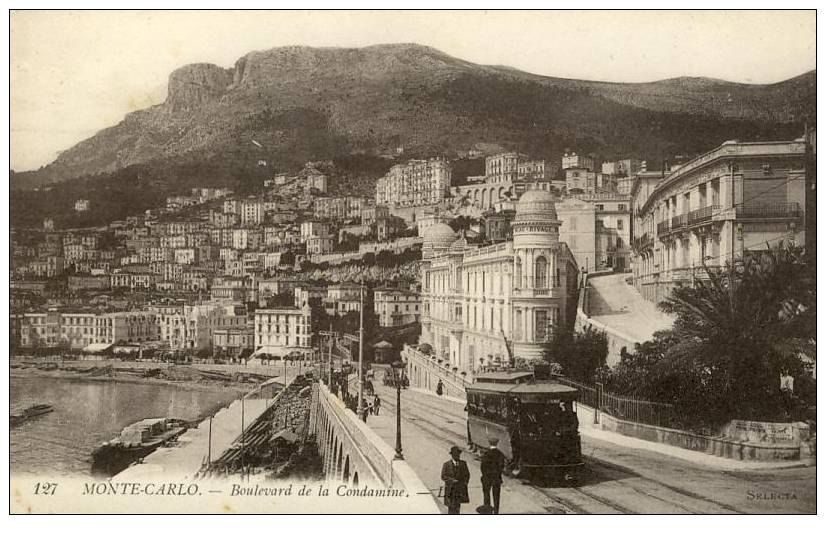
xmin=390 ymin=360 xmax=406 ymax=460
xmin=328 ymin=320 xmax=334 ymax=386
xmin=357 ymin=285 xmax=365 ymax=422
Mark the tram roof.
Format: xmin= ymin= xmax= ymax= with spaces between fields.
xmin=467 ymin=380 xmax=579 ymax=399
xmin=474 ymin=371 xmax=534 ymax=383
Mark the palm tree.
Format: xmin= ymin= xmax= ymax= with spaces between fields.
xmin=660 ymin=242 xmax=815 ymax=421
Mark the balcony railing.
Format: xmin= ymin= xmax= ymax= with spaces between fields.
xmin=670 ymin=214 xmax=688 ymax=231
xmin=687 ymin=205 xmax=719 ymax=226
xmin=736 ymin=202 xmax=801 ymax=219
xmin=633 ymin=233 xmax=653 ymax=250
xmin=656 ymin=220 xmax=670 ymax=236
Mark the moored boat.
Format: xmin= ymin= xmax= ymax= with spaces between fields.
xmin=10 ymin=404 xmax=54 ymax=426
xmin=91 ymin=418 xmax=189 ymax=476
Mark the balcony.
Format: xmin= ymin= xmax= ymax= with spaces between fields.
xmin=687 ymin=205 xmax=719 ymax=226
xmin=657 ymin=221 xmax=671 ymax=237
xmin=736 ymin=202 xmax=801 ymax=220
xmin=670 ymin=213 xmax=688 ymax=231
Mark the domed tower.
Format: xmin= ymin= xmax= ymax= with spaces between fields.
xmin=419 ymin=222 xmax=458 ymax=350
xmin=510 ymin=190 xmax=563 ymax=360
xmin=512 ymin=189 xmax=561 ymax=248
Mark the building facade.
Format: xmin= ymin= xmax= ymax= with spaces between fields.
xmin=374 ymin=288 xmax=421 ymax=327
xmin=419 ymin=190 xmax=579 ymax=372
xmin=254 ymin=306 xmax=313 ymax=356
xmin=314 ymin=196 xmax=369 ymax=221
xmin=375 ymin=158 xmax=452 ymax=207
xmin=631 ymin=138 xmax=807 ymax=303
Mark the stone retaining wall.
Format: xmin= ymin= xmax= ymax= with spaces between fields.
xmin=577 ymin=403 xmax=804 ymax=462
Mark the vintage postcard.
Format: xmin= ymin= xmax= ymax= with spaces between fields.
xmin=7 ymin=9 xmax=817 ymax=515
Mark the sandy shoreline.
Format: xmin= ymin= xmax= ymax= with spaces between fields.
xmin=10 ymin=367 xmax=254 ymax=394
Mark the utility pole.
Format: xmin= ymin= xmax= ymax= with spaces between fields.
xmin=357 ymin=285 xmax=365 ymax=422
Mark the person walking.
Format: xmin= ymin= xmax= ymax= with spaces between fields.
xmin=480 ymin=437 xmax=506 ymax=514
xmin=373 ymin=395 xmax=381 ymax=415
xmin=441 ymin=445 xmax=470 ymax=514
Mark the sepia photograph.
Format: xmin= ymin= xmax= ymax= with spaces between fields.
xmin=6 ymin=9 xmax=817 ymax=516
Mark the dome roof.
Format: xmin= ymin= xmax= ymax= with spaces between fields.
xmin=424 ymin=223 xmax=457 ymax=243
xmin=515 ymin=189 xmax=558 ymax=221
xmin=423 ymin=222 xmax=458 ymax=244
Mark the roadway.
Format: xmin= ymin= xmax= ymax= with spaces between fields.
xmin=587 ymin=273 xmax=674 ymax=343
xmin=363 ymin=380 xmax=815 ymax=514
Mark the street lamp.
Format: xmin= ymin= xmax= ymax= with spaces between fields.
xmin=390 ymin=360 xmax=406 ymax=460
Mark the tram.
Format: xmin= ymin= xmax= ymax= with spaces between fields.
xmin=465 ymin=363 xmax=583 ymax=483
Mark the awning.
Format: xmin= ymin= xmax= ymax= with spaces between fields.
xmin=112 ymin=345 xmax=141 ymax=355
xmin=251 ymin=346 xmax=289 ymax=359
xmin=251 ymin=347 xmax=309 ymax=360
xmin=83 ymin=343 xmax=112 ymax=353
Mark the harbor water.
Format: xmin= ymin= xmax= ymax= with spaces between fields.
xmin=10 ymin=375 xmax=240 ymax=477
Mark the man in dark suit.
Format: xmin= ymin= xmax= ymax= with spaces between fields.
xmin=441 ymin=445 xmax=470 ymax=514
xmin=480 ymin=437 xmax=506 ymax=514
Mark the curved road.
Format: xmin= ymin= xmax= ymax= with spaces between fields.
xmin=364 ymin=381 xmax=815 ymax=514
xmin=587 ymin=273 xmax=674 ymax=343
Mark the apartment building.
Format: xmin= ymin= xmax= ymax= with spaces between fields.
xmin=253 ymin=305 xmax=313 ymax=356
xmin=631 ymin=138 xmax=807 ymax=303
xmin=375 ymin=158 xmax=452 ymax=207
xmin=374 ymin=288 xmax=421 ymax=327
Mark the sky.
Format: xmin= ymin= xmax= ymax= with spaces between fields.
xmin=10 ymin=10 xmax=816 ymax=172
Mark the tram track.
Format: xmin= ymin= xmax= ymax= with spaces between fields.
xmin=377 ymin=385 xmax=746 ymax=514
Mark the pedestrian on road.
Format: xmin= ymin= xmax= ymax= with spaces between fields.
xmin=373 ymin=395 xmax=381 ymax=415
xmin=436 ymin=379 xmax=444 ymax=396
xmin=480 ymin=437 xmax=506 ymax=514
xmin=441 ymin=445 xmax=470 ymax=514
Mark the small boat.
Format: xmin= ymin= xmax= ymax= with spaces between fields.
xmin=11 ymin=404 xmax=54 ymax=426
xmin=91 ymin=418 xmax=189 ymax=476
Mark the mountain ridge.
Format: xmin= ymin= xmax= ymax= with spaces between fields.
xmin=12 ymin=43 xmax=815 ymax=190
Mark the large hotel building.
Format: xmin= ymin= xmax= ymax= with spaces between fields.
xmin=375 ymin=157 xmax=452 ymax=207
xmin=631 ymin=138 xmax=808 ymax=303
xmin=419 ymin=190 xmax=579 ymax=371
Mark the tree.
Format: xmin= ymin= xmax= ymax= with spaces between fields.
xmin=543 ymin=324 xmax=608 ymax=382
xmin=651 ymin=242 xmax=815 ymax=425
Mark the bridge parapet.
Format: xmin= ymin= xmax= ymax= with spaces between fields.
xmin=313 ymin=382 xmax=439 ymax=513
xmin=402 ymin=345 xmax=471 ymax=401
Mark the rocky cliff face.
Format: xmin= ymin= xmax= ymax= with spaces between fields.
xmin=166 ymin=63 xmax=233 ymax=110
xmin=12 ymin=44 xmax=815 ymax=190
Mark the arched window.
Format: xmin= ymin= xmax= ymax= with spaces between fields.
xmin=535 ymin=256 xmax=548 ymax=288
xmin=515 ymin=258 xmax=522 ymax=289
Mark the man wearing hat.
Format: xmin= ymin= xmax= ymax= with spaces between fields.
xmin=480 ymin=437 xmax=506 ymax=514
xmin=440 ymin=445 xmax=470 ymax=514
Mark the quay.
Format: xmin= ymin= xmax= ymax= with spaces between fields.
xmin=114 ymin=393 xmax=273 ymax=480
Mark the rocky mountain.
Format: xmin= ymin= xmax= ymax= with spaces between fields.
xmin=12 ymin=43 xmax=815 ymax=190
